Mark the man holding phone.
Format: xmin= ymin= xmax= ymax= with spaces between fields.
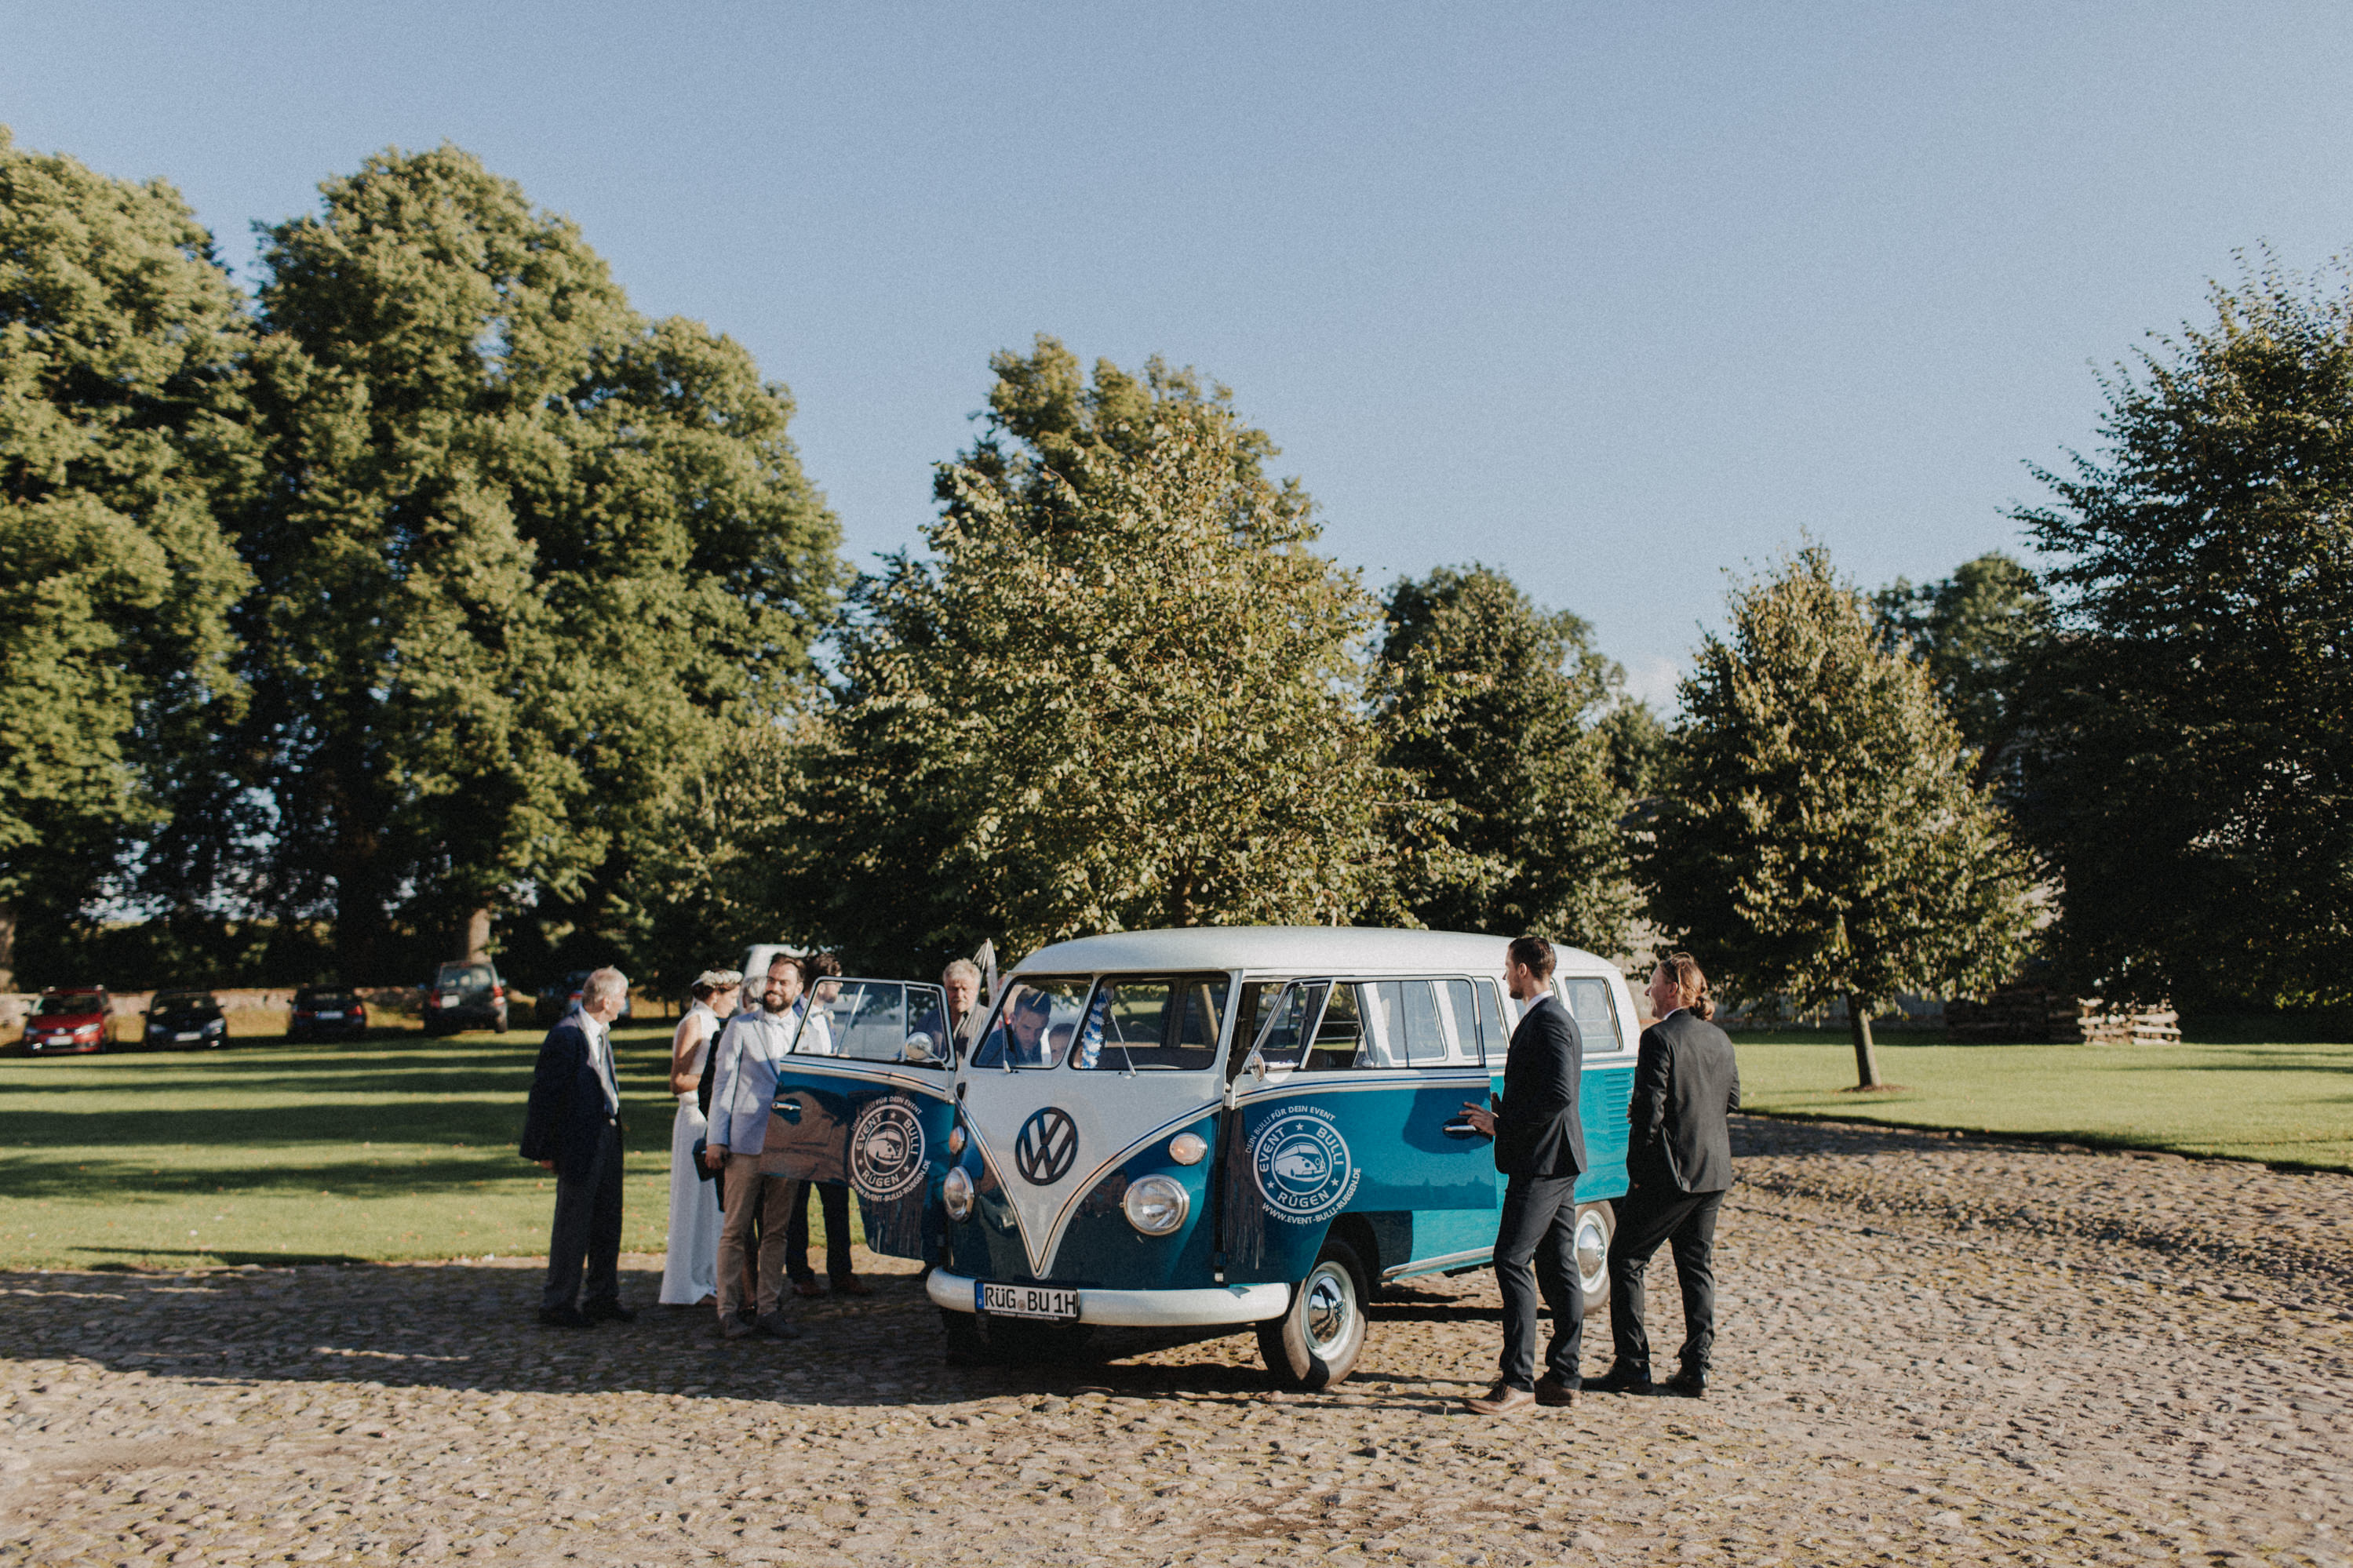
xmin=1459 ymin=936 xmax=1587 ymax=1415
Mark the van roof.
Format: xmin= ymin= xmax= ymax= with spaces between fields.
xmin=1014 ymin=926 xmax=1619 ymax=977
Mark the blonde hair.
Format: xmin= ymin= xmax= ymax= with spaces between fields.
xmin=1656 ymin=951 xmax=1714 ymax=1022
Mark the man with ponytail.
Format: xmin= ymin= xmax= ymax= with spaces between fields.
xmin=1590 ymin=951 xmax=1741 ymax=1399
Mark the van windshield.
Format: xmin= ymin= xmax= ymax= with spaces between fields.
xmin=1076 ymin=974 xmax=1229 ymax=1071
xmin=971 ymin=977 xmax=1093 ymax=1069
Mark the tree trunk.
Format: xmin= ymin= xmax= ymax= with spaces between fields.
xmin=0 ymin=899 xmax=15 ymax=993
xmin=1846 ymin=991 xmax=1881 ymax=1090
xmin=458 ymin=907 xmax=492 ymax=964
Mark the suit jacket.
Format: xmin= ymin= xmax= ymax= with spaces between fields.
xmin=1492 ymin=992 xmax=1586 ymax=1180
xmin=520 ymin=1010 xmax=618 ymax=1181
xmin=1627 ymin=1009 xmax=1742 ymax=1194
xmin=707 ymin=1006 xmax=795 ymax=1156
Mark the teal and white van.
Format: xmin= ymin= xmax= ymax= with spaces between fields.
xmin=926 ymin=927 xmax=1637 ymax=1388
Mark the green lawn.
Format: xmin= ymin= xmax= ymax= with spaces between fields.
xmin=1732 ymin=1032 xmax=2353 ymax=1171
xmin=0 ymin=1026 xmax=854 ymax=1272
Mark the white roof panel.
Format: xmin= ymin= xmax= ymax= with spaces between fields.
xmin=1012 ymin=926 xmax=1616 ymax=977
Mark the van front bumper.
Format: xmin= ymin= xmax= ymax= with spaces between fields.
xmin=927 ymin=1269 xmax=1290 ymax=1327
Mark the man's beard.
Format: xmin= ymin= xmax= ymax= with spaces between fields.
xmin=762 ymin=990 xmax=792 ymax=1014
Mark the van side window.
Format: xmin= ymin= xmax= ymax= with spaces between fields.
xmin=1560 ymin=976 xmax=1624 ymax=1053
xmin=1237 ymin=980 xmax=1328 ymax=1075
xmin=1439 ymin=979 xmax=1488 ymax=1064
xmin=1301 ymin=984 xmax=1367 ymax=1073
xmin=1364 ymin=980 xmax=1448 ymax=1068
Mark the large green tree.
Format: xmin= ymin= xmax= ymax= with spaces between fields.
xmin=1639 ymin=545 xmax=2034 ymax=1086
xmin=1374 ymin=565 xmax=1637 ymax=952
xmin=2016 ymin=257 xmax=2353 ymax=1010
xmin=0 ymin=129 xmax=253 ymax=988
xmin=784 ymin=337 xmax=1417 ymax=970
xmin=1873 ymin=551 xmax=2050 ymax=789
xmin=229 ymin=144 xmax=840 ymax=981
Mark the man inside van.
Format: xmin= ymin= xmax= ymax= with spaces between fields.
xmin=1459 ymin=935 xmax=1587 ymax=1415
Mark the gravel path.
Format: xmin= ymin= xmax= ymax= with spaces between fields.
xmin=2 ymin=1116 xmax=2347 ymax=1567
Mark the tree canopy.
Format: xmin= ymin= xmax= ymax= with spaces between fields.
xmin=1639 ymin=545 xmax=2034 ymax=1085
xmin=0 ymin=129 xmax=253 ymax=988
xmin=784 ymin=337 xmax=1412 ymax=971
xmin=223 ymin=143 xmax=840 ymax=982
xmin=1373 ymin=565 xmax=1637 ymax=952
xmin=1872 ymin=551 xmax=2049 ymax=789
xmin=2016 ymin=256 xmax=2353 ymax=1010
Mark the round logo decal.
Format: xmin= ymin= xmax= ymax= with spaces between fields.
xmin=1014 ymin=1107 xmax=1080 ymax=1186
xmin=1250 ymin=1104 xmax=1361 ymax=1224
xmin=848 ymin=1097 xmax=926 ymax=1202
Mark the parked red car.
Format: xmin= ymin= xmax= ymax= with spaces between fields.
xmin=21 ymin=988 xmax=111 ymax=1054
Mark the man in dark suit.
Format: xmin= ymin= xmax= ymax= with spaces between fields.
xmin=1460 ymin=935 xmax=1586 ymax=1415
xmin=1591 ymin=951 xmax=1741 ymax=1398
xmin=521 ymin=966 xmax=634 ymax=1328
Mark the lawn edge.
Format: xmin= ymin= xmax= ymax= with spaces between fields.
xmin=1736 ymin=1107 xmax=2353 ymax=1177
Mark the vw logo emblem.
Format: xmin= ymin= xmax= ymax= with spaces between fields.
xmin=1013 ymin=1107 xmax=1080 ymax=1186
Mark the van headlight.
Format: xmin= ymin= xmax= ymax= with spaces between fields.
xmin=942 ymin=1165 xmax=974 ymax=1221
xmin=1122 ymin=1175 xmax=1189 ymax=1235
xmin=1167 ymin=1132 xmax=1207 ymax=1166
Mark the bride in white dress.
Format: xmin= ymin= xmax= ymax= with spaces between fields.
xmin=658 ymin=970 xmax=740 ymax=1306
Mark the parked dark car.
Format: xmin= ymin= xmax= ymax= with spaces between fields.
xmin=20 ymin=988 xmax=110 ymax=1054
xmin=144 ymin=990 xmax=228 ymax=1050
xmin=534 ymin=969 xmax=636 ymax=1026
xmin=421 ymin=962 xmax=508 ymax=1035
xmin=288 ymin=984 xmax=368 ymax=1042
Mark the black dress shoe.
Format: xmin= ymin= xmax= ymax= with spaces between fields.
xmin=537 ymin=1306 xmax=593 ymax=1329
xmin=1534 ymin=1373 xmax=1578 ymax=1407
xmin=1587 ymin=1362 xmax=1653 ymax=1395
xmin=1654 ymin=1364 xmax=1708 ymax=1398
xmin=582 ymin=1301 xmax=636 ymax=1323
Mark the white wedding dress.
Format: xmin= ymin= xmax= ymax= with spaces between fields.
xmin=657 ymin=1002 xmax=723 ymax=1304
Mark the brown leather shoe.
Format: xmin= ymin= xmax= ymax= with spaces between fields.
xmin=1463 ymin=1381 xmax=1535 ymax=1416
xmin=1534 ymin=1373 xmax=1577 ymax=1407
xmin=834 ymin=1275 xmax=874 ymax=1297
xmin=789 ymin=1278 xmax=825 ymax=1299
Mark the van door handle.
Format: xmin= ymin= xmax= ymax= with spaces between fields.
xmin=1441 ymin=1118 xmax=1482 ymax=1137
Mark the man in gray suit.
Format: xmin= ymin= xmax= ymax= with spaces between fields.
xmin=1593 ymin=951 xmax=1741 ymax=1398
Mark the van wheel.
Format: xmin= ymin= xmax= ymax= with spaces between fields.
xmin=1574 ymin=1202 xmax=1615 ymax=1315
xmin=1258 ymin=1237 xmax=1370 ymax=1391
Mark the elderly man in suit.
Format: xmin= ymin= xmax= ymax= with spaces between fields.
xmin=1460 ymin=935 xmax=1587 ymax=1415
xmin=521 ymin=966 xmax=634 ymax=1328
xmin=1590 ymin=950 xmax=1741 ymax=1399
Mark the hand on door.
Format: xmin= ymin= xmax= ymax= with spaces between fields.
xmin=1460 ymin=1093 xmax=1498 ymax=1138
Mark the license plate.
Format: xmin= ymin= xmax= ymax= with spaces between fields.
xmin=977 ymin=1282 xmax=1080 ymax=1321
xmin=316 ymin=1010 xmax=343 ymax=1020
xmin=439 ymin=995 xmax=458 ymax=1007
xmin=176 ymin=1031 xmax=200 ymax=1042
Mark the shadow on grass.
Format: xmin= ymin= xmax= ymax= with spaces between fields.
xmin=76 ymin=1246 xmax=371 ymax=1267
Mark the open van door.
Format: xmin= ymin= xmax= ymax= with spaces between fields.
xmin=771 ymin=978 xmax=955 ymax=1261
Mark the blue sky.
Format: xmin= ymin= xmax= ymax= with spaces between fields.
xmin=8 ymin=2 xmax=2351 ymax=703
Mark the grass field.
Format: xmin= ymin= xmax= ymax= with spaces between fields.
xmin=0 ymin=1025 xmax=853 ymax=1273
xmin=1731 ymin=1032 xmax=2353 ymax=1171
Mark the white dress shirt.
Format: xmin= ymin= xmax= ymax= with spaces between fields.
xmin=580 ymin=1009 xmax=620 ymax=1113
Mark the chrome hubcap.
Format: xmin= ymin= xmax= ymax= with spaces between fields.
xmin=1302 ymin=1264 xmax=1353 ymax=1355
xmin=1575 ymin=1210 xmax=1608 ymax=1297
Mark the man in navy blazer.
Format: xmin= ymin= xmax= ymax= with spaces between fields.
xmin=1460 ymin=935 xmax=1587 ymax=1415
xmin=521 ymin=966 xmax=632 ymax=1327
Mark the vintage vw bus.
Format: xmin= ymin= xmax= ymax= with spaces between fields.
xmin=925 ymin=927 xmax=1638 ymax=1388
xmin=765 ymin=976 xmax=958 ymax=1261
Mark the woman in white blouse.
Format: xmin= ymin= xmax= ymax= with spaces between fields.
xmin=657 ymin=970 xmax=740 ymax=1307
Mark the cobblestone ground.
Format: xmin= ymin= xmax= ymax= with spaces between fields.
xmin=3 ymin=1117 xmax=2348 ymax=1568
